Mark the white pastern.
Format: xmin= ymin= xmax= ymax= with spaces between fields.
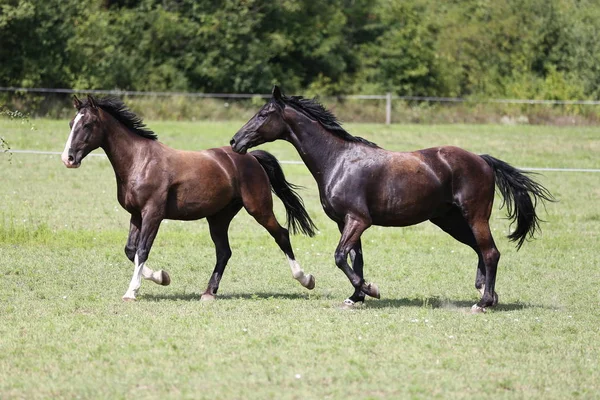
xmin=286 ymin=255 xmax=311 ymax=287
xmin=61 ymin=112 xmax=83 ymax=166
xmin=123 ymin=253 xmax=145 ymax=300
xmin=142 ymin=265 xmax=162 ymax=284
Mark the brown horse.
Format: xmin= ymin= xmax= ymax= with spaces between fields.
xmin=61 ymin=95 xmax=316 ymax=301
xmin=230 ymin=86 xmax=554 ymax=312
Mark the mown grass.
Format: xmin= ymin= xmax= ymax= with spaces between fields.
xmin=0 ymin=118 xmax=599 ymax=399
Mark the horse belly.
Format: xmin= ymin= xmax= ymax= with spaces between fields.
xmin=165 ymin=172 xmax=235 ymax=220
xmin=368 ymin=177 xmax=451 ymax=227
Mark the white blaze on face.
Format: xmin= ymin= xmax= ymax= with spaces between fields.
xmin=61 ymin=112 xmax=84 ymax=166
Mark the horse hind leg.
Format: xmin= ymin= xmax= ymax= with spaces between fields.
xmin=200 ymin=205 xmax=240 ymax=301
xmin=431 ymin=208 xmax=499 ymax=311
xmin=247 ymin=205 xmax=315 ymax=290
xmin=469 ymin=220 xmax=500 ymax=312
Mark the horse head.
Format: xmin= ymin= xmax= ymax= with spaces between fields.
xmin=230 ymin=86 xmax=289 ymax=154
xmin=61 ymin=95 xmax=105 ymax=168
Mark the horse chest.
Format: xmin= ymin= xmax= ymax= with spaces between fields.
xmin=319 ymin=184 xmax=358 ymax=222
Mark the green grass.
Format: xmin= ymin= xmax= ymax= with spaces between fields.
xmin=1 ymin=118 xmax=599 ymax=399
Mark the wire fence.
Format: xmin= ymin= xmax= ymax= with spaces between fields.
xmin=2 ymin=87 xmax=600 ymax=125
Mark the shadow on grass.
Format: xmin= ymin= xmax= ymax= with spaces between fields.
xmin=142 ymin=291 xmax=544 ymax=312
xmin=363 ymin=297 xmax=548 ymax=312
xmin=142 ymin=291 xmax=318 ymax=302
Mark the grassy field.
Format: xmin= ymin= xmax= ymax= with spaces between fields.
xmin=1 ymin=118 xmax=599 ymax=399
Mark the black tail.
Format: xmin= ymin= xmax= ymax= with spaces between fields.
xmin=251 ymin=150 xmax=317 ymax=237
xmin=480 ymin=154 xmax=555 ymax=250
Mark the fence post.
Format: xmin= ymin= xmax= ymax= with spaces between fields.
xmin=385 ymin=92 xmax=392 ymax=125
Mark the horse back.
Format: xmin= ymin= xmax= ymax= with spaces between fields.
xmin=364 ymin=146 xmax=494 ymax=226
xmin=417 ymin=145 xmax=496 ymax=207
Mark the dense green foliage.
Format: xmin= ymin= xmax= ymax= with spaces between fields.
xmin=2 ymin=0 xmax=600 ymax=99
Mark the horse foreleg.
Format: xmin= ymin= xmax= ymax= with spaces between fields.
xmin=141 ymin=265 xmax=170 ymax=286
xmin=340 ymin=220 xmax=366 ymax=304
xmin=348 ymin=239 xmax=366 ymax=304
xmin=122 ymin=211 xmax=163 ymax=301
xmin=124 ymin=214 xmax=169 ymax=297
xmin=335 ymin=217 xmax=378 ymax=307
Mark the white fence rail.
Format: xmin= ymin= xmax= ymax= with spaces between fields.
xmin=8 ymin=149 xmax=600 ymax=173
xmin=2 ymin=86 xmax=600 ymax=125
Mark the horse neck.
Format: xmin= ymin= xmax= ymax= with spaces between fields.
xmin=100 ymin=113 xmax=150 ymax=184
xmin=283 ymin=108 xmax=352 ymax=183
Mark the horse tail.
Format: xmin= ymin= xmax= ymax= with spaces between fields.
xmin=479 ymin=154 xmax=554 ymax=250
xmin=250 ymin=150 xmax=317 ymax=237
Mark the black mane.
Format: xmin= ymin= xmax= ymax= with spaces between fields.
xmin=80 ymin=96 xmax=157 ymax=140
xmin=276 ymin=95 xmax=378 ymax=148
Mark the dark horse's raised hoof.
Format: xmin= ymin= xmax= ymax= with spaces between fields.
xmin=361 ymin=282 xmax=380 ymax=299
xmin=160 ymin=270 xmax=171 ymax=286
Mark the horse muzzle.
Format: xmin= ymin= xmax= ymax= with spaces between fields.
xmin=61 ymin=149 xmax=81 ymax=168
xmin=230 ymin=135 xmax=250 ymax=155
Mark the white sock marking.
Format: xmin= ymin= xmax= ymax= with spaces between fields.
xmin=286 ymin=255 xmax=311 ymax=287
xmin=123 ymin=253 xmax=145 ymax=299
xmin=142 ymin=265 xmax=162 ymax=284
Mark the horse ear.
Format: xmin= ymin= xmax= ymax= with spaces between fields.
xmin=272 ymin=85 xmax=283 ymax=101
xmin=87 ymin=94 xmax=98 ymax=109
xmin=73 ymin=95 xmax=82 ymax=109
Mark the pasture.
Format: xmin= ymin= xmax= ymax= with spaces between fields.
xmin=1 ymin=118 xmax=599 ymax=399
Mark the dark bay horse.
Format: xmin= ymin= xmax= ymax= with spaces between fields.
xmin=230 ymin=86 xmax=554 ymax=312
xmin=62 ymin=95 xmax=316 ymax=301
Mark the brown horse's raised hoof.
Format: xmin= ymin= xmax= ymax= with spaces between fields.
xmin=160 ymin=270 xmax=171 ymax=286
xmin=200 ymin=293 xmax=216 ymax=301
xmin=305 ymin=274 xmax=315 ymax=290
xmin=471 ymin=304 xmax=486 ymax=314
xmin=363 ymin=282 xmax=380 ymax=299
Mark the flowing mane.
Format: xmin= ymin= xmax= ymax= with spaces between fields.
xmin=79 ymin=96 xmax=157 ymax=140
xmin=276 ymin=95 xmax=378 ymax=148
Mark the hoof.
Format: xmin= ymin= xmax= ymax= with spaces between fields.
xmin=122 ymin=296 xmax=136 ymax=302
xmin=471 ymin=304 xmax=486 ymax=314
xmin=160 ymin=270 xmax=171 ymax=286
xmin=340 ymin=299 xmax=356 ymax=310
xmin=305 ymin=274 xmax=315 ymax=290
xmin=363 ymin=282 xmax=380 ymax=299
xmin=200 ymin=293 xmax=216 ymax=301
